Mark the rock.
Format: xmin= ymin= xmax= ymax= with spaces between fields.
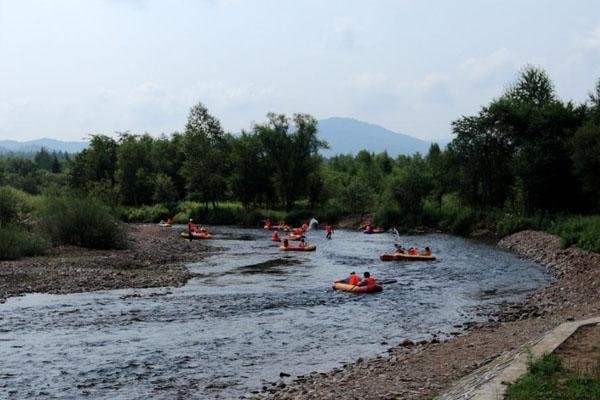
xmin=400 ymin=339 xmax=414 ymax=347
xmin=279 ymin=372 xmax=291 ymax=378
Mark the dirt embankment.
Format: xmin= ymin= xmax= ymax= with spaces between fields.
xmin=0 ymin=224 xmax=215 ymax=303
xmin=252 ymin=230 xmax=600 ymax=400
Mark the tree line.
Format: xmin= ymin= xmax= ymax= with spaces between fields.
xmin=1 ymin=66 xmax=600 ymax=235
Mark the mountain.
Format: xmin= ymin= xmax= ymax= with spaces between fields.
xmin=317 ymin=117 xmax=444 ymax=157
xmin=0 ymin=138 xmax=88 ymax=154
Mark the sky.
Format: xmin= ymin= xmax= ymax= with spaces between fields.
xmin=1 ymin=0 xmax=600 ymax=142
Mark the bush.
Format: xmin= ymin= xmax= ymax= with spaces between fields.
xmin=0 ymin=186 xmax=35 ymax=226
xmin=0 ymin=225 xmax=49 ymax=260
xmin=372 ymin=202 xmax=403 ymax=229
xmin=40 ymin=195 xmax=127 ymax=250
xmin=121 ymin=204 xmax=170 ymax=223
xmin=551 ymin=215 xmax=600 ymax=253
xmin=436 ymin=193 xmax=476 ymax=235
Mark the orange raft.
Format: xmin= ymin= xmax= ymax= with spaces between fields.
xmin=380 ymin=252 xmax=436 ymax=261
xmin=180 ymin=231 xmax=212 ymax=240
xmin=279 ymin=244 xmax=316 ymax=252
xmin=332 ymin=282 xmax=383 ymax=294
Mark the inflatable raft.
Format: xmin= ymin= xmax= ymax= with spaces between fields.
xmin=158 ymin=223 xmax=172 ymax=228
xmin=379 ymin=252 xmax=436 ymax=261
xmin=180 ymin=231 xmax=212 ymax=240
xmin=364 ymin=227 xmax=385 ymax=234
xmin=283 ymin=234 xmax=302 ymax=241
xmin=279 ymin=244 xmax=316 ymax=252
xmin=332 ymin=282 xmax=383 ymax=294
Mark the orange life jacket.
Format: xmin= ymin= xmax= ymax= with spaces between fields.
xmin=348 ymin=275 xmax=360 ymax=285
xmin=364 ymin=277 xmax=376 ymax=286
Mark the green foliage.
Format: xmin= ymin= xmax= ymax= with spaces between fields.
xmin=506 ymin=353 xmax=600 ymax=400
xmin=121 ymin=204 xmax=170 ymax=223
xmin=40 ymin=195 xmax=126 ymax=250
xmin=551 ymin=216 xmax=600 ymax=253
xmin=0 ymin=225 xmax=49 ymax=260
xmin=0 ymin=186 xmax=35 ymax=226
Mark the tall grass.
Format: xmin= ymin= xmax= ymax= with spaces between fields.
xmin=551 ymin=215 xmax=600 ymax=253
xmin=40 ymin=195 xmax=127 ymax=250
xmin=0 ymin=225 xmax=49 ymax=260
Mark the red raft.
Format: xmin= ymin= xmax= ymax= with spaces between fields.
xmin=332 ymin=282 xmax=383 ymax=294
xmin=380 ymin=252 xmax=436 ymax=261
xmin=279 ymin=244 xmax=316 ymax=252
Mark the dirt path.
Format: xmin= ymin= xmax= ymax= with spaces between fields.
xmin=253 ymin=230 xmax=600 ymax=399
xmin=0 ymin=224 xmax=216 ymax=303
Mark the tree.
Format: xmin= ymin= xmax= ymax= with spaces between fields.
xmin=181 ymin=102 xmax=228 ymax=208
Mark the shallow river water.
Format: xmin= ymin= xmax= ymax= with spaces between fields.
xmin=0 ymin=227 xmax=549 ymax=399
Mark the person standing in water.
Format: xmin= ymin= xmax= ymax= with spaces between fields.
xmin=325 ymin=224 xmax=333 ymax=240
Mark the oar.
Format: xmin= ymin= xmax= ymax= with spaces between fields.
xmin=379 ymin=279 xmax=398 ymax=285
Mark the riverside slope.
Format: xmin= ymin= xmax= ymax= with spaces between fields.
xmin=253 ymin=230 xmax=600 ymax=400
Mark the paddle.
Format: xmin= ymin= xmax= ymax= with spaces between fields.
xmin=379 ymin=279 xmax=398 ymax=285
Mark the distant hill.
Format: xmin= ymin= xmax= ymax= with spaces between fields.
xmin=0 ymin=138 xmax=88 ymax=154
xmin=317 ymin=117 xmax=445 ymax=157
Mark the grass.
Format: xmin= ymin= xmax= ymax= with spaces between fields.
xmin=505 ymin=353 xmax=600 ymax=400
xmin=550 ymin=215 xmax=600 ymax=253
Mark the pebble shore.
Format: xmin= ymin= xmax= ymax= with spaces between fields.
xmin=0 ymin=224 xmax=214 ymax=303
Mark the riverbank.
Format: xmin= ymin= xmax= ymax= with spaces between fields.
xmin=253 ymin=230 xmax=600 ymax=399
xmin=0 ymin=224 xmax=214 ymax=303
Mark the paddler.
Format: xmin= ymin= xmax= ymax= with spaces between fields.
xmin=282 ymin=238 xmax=289 ymax=248
xmin=271 ymin=231 xmax=281 ymax=242
xmin=301 ymin=223 xmax=308 ymax=232
xmin=420 ymin=246 xmax=432 ymax=256
xmin=187 ymin=218 xmax=194 ymax=241
xmin=335 ymin=271 xmax=360 ymax=286
xmin=357 ymin=272 xmax=376 ymax=287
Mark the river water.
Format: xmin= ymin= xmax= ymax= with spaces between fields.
xmin=0 ymin=227 xmax=549 ymax=399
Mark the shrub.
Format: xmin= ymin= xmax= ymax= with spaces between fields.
xmin=121 ymin=204 xmax=170 ymax=223
xmin=372 ymin=202 xmax=403 ymax=229
xmin=40 ymin=195 xmax=127 ymax=250
xmin=0 ymin=186 xmax=35 ymax=226
xmin=0 ymin=225 xmax=49 ymax=260
xmin=551 ymin=215 xmax=600 ymax=253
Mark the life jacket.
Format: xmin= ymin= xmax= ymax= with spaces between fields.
xmin=348 ymin=275 xmax=360 ymax=285
xmin=364 ymin=277 xmax=376 ymax=286
xmin=302 ymin=223 xmax=308 ymax=232
xmin=326 ymin=225 xmax=332 ymax=233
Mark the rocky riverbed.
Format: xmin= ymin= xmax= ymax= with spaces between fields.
xmin=251 ymin=230 xmax=600 ymax=399
xmin=0 ymin=224 xmax=214 ymax=303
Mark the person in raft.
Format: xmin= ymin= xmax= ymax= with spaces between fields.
xmin=420 ymin=246 xmax=432 ymax=256
xmin=407 ymin=247 xmax=418 ymax=255
xmin=187 ymin=218 xmax=194 ymax=241
xmin=357 ymin=272 xmax=376 ymax=287
xmin=298 ymin=237 xmax=306 ymax=248
xmin=282 ymin=238 xmax=289 ymax=248
xmin=325 ymin=224 xmax=333 ymax=239
xmin=364 ymin=223 xmax=373 ymax=232
xmin=271 ymin=231 xmax=280 ymax=241
xmin=335 ymin=271 xmax=360 ymax=285
xmin=394 ymin=243 xmax=406 ymax=253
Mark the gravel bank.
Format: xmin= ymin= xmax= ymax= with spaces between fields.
xmin=0 ymin=224 xmax=215 ymax=303
xmin=251 ymin=230 xmax=600 ymax=400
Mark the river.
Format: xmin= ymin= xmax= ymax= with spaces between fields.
xmin=0 ymin=227 xmax=549 ymax=399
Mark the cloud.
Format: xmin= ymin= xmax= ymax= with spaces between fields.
xmin=331 ymin=17 xmax=358 ymax=49
xmin=460 ymin=48 xmax=516 ymax=83
xmin=580 ymin=23 xmax=600 ymax=50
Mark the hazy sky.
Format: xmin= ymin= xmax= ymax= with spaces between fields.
xmin=1 ymin=0 xmax=600 ymax=141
